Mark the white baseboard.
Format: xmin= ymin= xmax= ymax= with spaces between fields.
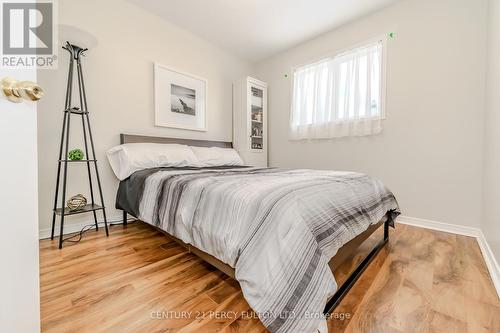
xmin=396 ymin=215 xmax=481 ymax=238
xmin=39 ymin=214 xmax=125 ymax=240
xmin=476 ymin=230 xmax=500 ymax=297
xmin=397 ymin=215 xmax=500 ymax=297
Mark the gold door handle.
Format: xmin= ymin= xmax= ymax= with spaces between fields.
xmin=1 ymin=77 xmax=44 ymax=103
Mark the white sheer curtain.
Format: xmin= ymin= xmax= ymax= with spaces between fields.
xmin=290 ymin=41 xmax=384 ymax=140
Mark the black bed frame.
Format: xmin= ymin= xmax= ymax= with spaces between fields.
xmin=323 ymin=221 xmax=389 ymax=313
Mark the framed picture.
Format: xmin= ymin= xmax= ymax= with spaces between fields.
xmin=154 ymin=63 xmax=207 ymax=131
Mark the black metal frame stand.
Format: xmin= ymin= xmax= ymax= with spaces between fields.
xmin=51 ymin=42 xmax=109 ymax=249
xmin=323 ymin=220 xmax=390 ymax=314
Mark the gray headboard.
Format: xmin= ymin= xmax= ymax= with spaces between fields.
xmin=120 ymin=134 xmax=232 ymax=148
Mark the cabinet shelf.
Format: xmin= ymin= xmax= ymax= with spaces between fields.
xmin=54 ymin=204 xmax=104 ymax=216
xmin=64 ymin=108 xmax=89 ymax=115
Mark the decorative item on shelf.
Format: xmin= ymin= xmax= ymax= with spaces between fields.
xmin=68 ymin=148 xmax=84 ymax=161
xmin=67 ymin=194 xmax=87 ymax=212
xmin=254 ymin=127 xmax=262 ymax=137
xmin=251 ymin=111 xmax=263 ymax=122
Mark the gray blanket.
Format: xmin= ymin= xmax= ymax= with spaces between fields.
xmin=116 ymin=167 xmax=400 ymax=333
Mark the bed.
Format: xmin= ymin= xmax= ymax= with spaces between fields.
xmin=113 ymin=134 xmax=400 ymax=333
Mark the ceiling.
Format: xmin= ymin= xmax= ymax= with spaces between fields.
xmin=128 ymin=0 xmax=400 ymax=62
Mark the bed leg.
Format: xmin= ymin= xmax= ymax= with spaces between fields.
xmin=123 ymin=210 xmax=127 ymax=225
xmin=384 ymin=219 xmax=390 ymax=241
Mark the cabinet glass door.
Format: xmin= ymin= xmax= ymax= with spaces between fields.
xmin=250 ymin=86 xmax=263 ymax=150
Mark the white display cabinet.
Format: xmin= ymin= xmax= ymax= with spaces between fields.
xmin=233 ymin=77 xmax=268 ymax=167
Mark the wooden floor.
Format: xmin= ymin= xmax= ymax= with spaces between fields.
xmin=40 ymin=222 xmax=500 ymax=333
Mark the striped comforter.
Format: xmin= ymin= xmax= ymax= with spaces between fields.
xmin=116 ymin=167 xmax=400 ymax=333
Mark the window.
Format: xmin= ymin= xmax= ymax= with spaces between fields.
xmin=290 ymin=39 xmax=385 ymax=139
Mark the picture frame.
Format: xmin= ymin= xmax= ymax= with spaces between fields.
xmin=154 ymin=62 xmax=207 ymax=131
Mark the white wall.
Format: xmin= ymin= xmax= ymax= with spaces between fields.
xmin=254 ymin=0 xmax=488 ymax=228
xmin=483 ymin=0 xmax=500 ymax=260
xmin=37 ymin=0 xmax=253 ymax=235
xmin=0 ymin=68 xmax=40 ymax=332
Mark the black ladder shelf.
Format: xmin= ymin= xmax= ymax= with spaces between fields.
xmin=51 ymin=42 xmax=108 ymax=249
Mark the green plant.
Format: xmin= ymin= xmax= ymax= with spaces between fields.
xmin=68 ymin=148 xmax=84 ymax=161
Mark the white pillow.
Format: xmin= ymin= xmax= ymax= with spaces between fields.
xmin=106 ymin=143 xmax=199 ymax=180
xmin=190 ymin=146 xmax=244 ymax=167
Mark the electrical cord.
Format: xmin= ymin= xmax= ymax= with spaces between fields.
xmin=61 ymin=218 xmax=136 ymax=244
